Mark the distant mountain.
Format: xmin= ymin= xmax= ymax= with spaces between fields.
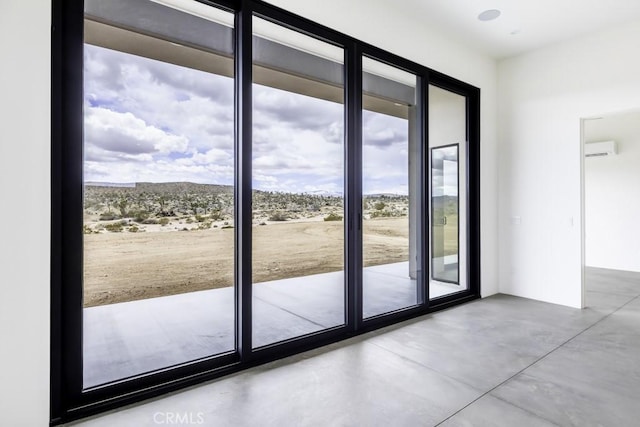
xmin=303 ymin=190 xmax=344 ymax=197
xmin=85 ymin=182 xmax=135 ymax=188
xmin=85 ymin=181 xmax=234 ymax=194
xmin=134 ymin=182 xmax=233 ymax=194
xmin=364 ymin=193 xmax=408 ymax=198
xmin=84 ymin=182 xmax=412 ymax=199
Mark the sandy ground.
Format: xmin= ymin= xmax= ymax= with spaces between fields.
xmin=85 ymin=218 xmax=401 ymax=306
xmin=84 ymin=217 xmax=456 ymax=307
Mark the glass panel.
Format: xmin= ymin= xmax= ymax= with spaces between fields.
xmin=82 ymin=0 xmax=235 ymax=387
xmin=362 ymin=57 xmax=419 ymax=318
xmin=431 ymin=145 xmax=459 ymax=283
xmin=428 ymin=85 xmax=467 ymax=299
xmin=252 ymin=17 xmax=346 ymax=347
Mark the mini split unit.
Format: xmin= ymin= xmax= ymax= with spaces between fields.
xmin=585 ymin=140 xmax=617 ymax=157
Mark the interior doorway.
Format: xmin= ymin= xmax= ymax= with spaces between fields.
xmin=581 ymin=110 xmax=640 ymax=308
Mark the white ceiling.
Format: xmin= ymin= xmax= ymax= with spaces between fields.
xmin=403 ymin=0 xmax=640 ymax=59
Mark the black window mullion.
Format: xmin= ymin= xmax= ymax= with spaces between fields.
xmin=235 ymin=0 xmax=253 ymax=361
xmin=467 ymin=88 xmax=481 ymax=297
xmin=345 ymin=42 xmax=363 ymax=331
xmin=417 ymin=73 xmax=429 ymax=305
xmin=52 ymin=0 xmax=85 ymax=419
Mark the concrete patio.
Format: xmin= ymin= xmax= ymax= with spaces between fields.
xmin=84 ymin=262 xmax=463 ymax=387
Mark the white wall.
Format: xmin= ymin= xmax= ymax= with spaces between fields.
xmin=584 ymin=113 xmax=640 ymax=272
xmin=266 ymin=0 xmax=500 ymax=297
xmin=0 ymin=0 xmax=51 ymax=425
xmin=498 ymin=20 xmax=640 ymax=308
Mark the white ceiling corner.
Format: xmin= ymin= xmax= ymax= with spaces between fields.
xmin=401 ymin=0 xmax=640 ymax=59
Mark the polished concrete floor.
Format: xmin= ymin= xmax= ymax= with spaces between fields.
xmin=71 ymin=267 xmax=640 ymax=426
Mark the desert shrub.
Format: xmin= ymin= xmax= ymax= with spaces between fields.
xmin=259 ymin=222 xmax=267 ymax=226
xmin=221 ymin=225 xmax=234 ymax=229
xmin=268 ymin=211 xmax=288 ymax=221
xmin=374 ymin=201 xmax=386 ymax=210
xmin=195 ymin=214 xmax=206 ymax=223
xmin=104 ymin=222 xmax=123 ymax=232
xmin=324 ymin=212 xmax=343 ymax=221
xmin=159 ymin=218 xmax=170 ymax=226
xmin=210 ymin=210 xmax=224 ymax=221
xmin=370 ymin=210 xmax=393 ymax=218
xmin=142 ymin=218 xmax=159 ymax=225
xmin=198 ymin=222 xmax=212 ymax=230
xmin=132 ymin=211 xmax=149 ymax=223
xmin=128 ymin=225 xmax=140 ymax=233
xmin=83 ymin=225 xmax=94 ymax=234
xmin=115 ymin=197 xmax=129 ymax=218
xmin=99 ymin=213 xmax=117 ymax=221
xmin=185 ymin=217 xmax=193 ymax=224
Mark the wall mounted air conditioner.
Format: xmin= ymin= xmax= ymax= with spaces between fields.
xmin=585 ymin=140 xmax=617 ymax=157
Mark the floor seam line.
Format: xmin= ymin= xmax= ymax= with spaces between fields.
xmin=433 ymin=295 xmax=640 ymax=426
xmin=252 ymin=295 xmax=329 ymax=329
xmin=365 ymin=340 xmax=484 ymax=392
xmin=488 ymin=394 xmax=563 ymax=426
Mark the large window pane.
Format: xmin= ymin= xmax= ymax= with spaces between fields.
xmin=82 ymin=0 xmax=235 ymax=387
xmin=362 ymin=57 xmax=420 ymax=317
xmin=428 ymin=85 xmax=468 ymax=299
xmin=252 ymin=17 xmax=345 ymax=347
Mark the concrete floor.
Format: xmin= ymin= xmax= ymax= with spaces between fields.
xmin=84 ymin=262 xmax=462 ymax=387
xmin=72 ymin=267 xmax=640 ymax=426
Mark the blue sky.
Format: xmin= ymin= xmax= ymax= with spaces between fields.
xmin=83 ymin=44 xmax=457 ymax=196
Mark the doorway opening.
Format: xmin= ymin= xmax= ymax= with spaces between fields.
xmin=581 ymin=110 xmax=640 ymax=310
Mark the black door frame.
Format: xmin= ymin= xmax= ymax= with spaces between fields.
xmin=51 ymin=0 xmax=481 ymax=424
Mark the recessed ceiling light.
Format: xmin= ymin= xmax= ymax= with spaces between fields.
xmin=478 ymin=9 xmax=501 ymax=22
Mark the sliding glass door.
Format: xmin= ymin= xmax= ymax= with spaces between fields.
xmin=362 ymin=57 xmax=421 ymax=318
xmin=82 ymin=0 xmax=236 ymax=387
xmin=54 ymin=1 xmax=480 ymax=420
xmin=251 ymin=17 xmax=346 ymax=347
xmin=428 ymin=85 xmax=468 ymax=299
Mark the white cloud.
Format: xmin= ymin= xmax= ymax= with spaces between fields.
xmin=83 ymin=43 xmax=414 ymax=195
xmin=85 ymin=107 xmax=189 ymax=155
xmin=177 ymin=148 xmax=233 ymax=166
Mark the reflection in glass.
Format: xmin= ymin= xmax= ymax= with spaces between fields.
xmin=82 ymin=0 xmax=235 ymax=387
xmin=431 ymin=145 xmax=459 ymax=283
xmin=362 ymin=57 xmax=420 ymax=318
xmin=251 ymin=17 xmax=345 ymax=347
xmin=428 ymin=85 xmax=467 ymax=299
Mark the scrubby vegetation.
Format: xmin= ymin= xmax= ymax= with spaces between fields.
xmin=268 ymin=211 xmax=289 ymax=222
xmin=323 ymin=212 xmax=343 ymax=221
xmin=84 ymin=182 xmax=410 ymax=233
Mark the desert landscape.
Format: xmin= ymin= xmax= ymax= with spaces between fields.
xmin=83 ymin=182 xmax=457 ymax=307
